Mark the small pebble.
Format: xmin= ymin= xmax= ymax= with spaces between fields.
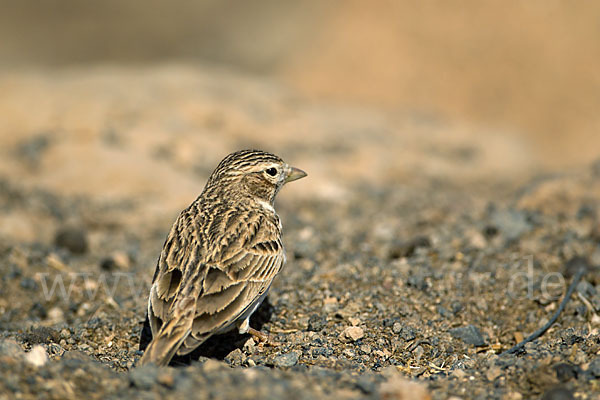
xmin=48 ymin=307 xmax=65 ymax=323
xmin=100 ymin=251 xmax=131 ymax=271
xmin=388 ymin=236 xmax=431 ymax=259
xmin=359 ymin=344 xmax=372 ymax=354
xmin=54 ymin=227 xmax=89 ymax=254
xmin=272 ymin=352 xmax=299 ymax=368
xmin=398 ymin=326 xmax=416 ymax=341
xmin=225 ymin=348 xmax=245 ymax=366
xmin=587 ymin=356 xmax=600 ymax=378
xmin=308 ymin=315 xmax=326 ymax=332
xmin=553 ymin=363 xmax=578 ymax=382
xmin=24 ymin=345 xmax=48 ymax=367
xmin=20 ymin=277 xmax=38 ymax=290
xmin=340 ymin=326 xmax=364 ymax=342
xmin=243 ymin=338 xmax=256 ymax=353
xmin=343 ymin=348 xmax=355 ymax=358
xmin=449 ymin=325 xmax=486 ymax=347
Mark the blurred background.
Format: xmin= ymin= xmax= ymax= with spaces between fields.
xmin=2 ymin=3 xmax=600 ymax=395
xmin=2 ymin=0 xmax=599 ymax=169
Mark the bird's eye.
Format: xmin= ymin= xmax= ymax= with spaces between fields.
xmin=265 ymin=167 xmax=278 ymax=177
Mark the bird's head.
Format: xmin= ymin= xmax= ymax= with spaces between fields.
xmin=207 ymin=149 xmax=307 ymax=205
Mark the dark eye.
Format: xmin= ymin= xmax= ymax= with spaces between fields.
xmin=265 ymin=167 xmax=278 ymax=177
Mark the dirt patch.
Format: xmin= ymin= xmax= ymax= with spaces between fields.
xmin=0 ymin=67 xmax=599 ymax=399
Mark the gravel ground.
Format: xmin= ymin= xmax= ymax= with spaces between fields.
xmin=1 ymin=67 xmax=600 ymax=399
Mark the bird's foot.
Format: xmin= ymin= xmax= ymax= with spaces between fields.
xmin=247 ymin=327 xmax=279 ymax=346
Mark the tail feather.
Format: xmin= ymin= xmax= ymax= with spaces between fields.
xmin=139 ymin=265 xmax=206 ymax=367
xmin=138 ymin=297 xmax=196 ymax=367
xmin=138 ymin=315 xmax=193 ymax=366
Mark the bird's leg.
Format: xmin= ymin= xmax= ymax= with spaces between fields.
xmin=247 ymin=327 xmax=275 ymax=345
xmin=238 ymin=318 xmax=278 ymax=346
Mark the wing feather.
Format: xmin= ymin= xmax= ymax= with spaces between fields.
xmin=143 ymin=207 xmax=285 ymax=366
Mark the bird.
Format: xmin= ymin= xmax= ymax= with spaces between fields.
xmin=138 ymin=149 xmax=306 ymax=367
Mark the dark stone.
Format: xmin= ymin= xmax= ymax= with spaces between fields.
xmin=563 ymin=257 xmax=589 ymax=279
xmin=450 ymin=301 xmax=463 ymax=314
xmin=382 ymin=318 xmax=398 ymax=328
xmin=576 ymin=280 xmax=596 ymax=298
xmin=312 ymin=347 xmax=332 ymax=358
xmin=7 ymin=263 xmax=22 ymax=279
xmin=483 ymin=225 xmax=499 ymax=238
xmin=449 ymin=325 xmax=486 ymax=347
xmin=21 ymin=326 xmax=59 ymax=345
xmin=564 ymin=335 xmax=583 ymax=346
xmin=308 ymin=314 xmax=326 ymax=332
xmin=436 ymin=305 xmax=452 ymax=318
xmin=398 ymin=326 xmax=416 ymax=341
xmin=20 ymin=277 xmax=37 ymax=290
xmin=576 ymin=204 xmax=596 ymax=220
xmin=272 ymin=352 xmax=299 ymax=368
xmin=407 ymin=272 xmax=429 ymax=291
xmin=553 ymin=363 xmax=578 ymax=382
xmin=30 ymin=302 xmax=47 ymax=319
xmin=540 ymin=387 xmax=574 ymax=400
xmin=388 ymin=236 xmax=431 ymax=259
xmin=574 ymin=304 xmax=587 ymax=316
xmin=588 ymin=356 xmax=600 ymax=378
xmin=86 ymin=317 xmax=102 ymax=329
xmin=100 ymin=252 xmax=130 ymax=271
xmin=311 ymin=336 xmax=324 ymax=346
xmin=54 ymin=227 xmax=89 ymax=254
xmin=17 ymin=134 xmax=51 ymax=167
xmin=100 ymin=257 xmax=117 ymax=271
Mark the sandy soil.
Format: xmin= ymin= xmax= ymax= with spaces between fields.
xmin=0 ymin=66 xmax=599 ymax=399
xmin=2 ymin=1 xmax=600 ymax=168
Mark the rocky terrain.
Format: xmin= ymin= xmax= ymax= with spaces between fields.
xmin=0 ymin=67 xmax=599 ymax=399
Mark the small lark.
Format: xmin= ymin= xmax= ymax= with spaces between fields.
xmin=139 ymin=149 xmax=306 ymax=366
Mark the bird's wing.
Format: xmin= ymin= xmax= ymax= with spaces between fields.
xmin=143 ymin=207 xmax=284 ymax=364
xmin=147 ymin=206 xmax=205 ymax=337
xmin=140 ymin=206 xmax=206 ymax=366
xmin=179 ymin=211 xmax=285 ymax=354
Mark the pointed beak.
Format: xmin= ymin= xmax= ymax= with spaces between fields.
xmin=285 ymin=166 xmax=307 ymax=183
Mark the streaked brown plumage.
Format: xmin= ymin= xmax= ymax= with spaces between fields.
xmin=139 ymin=149 xmax=306 ymax=367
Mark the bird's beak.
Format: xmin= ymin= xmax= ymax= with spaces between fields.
xmin=285 ymin=166 xmax=307 ymax=183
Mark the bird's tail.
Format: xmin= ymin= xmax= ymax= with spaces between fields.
xmin=138 ymin=297 xmax=196 ymax=367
